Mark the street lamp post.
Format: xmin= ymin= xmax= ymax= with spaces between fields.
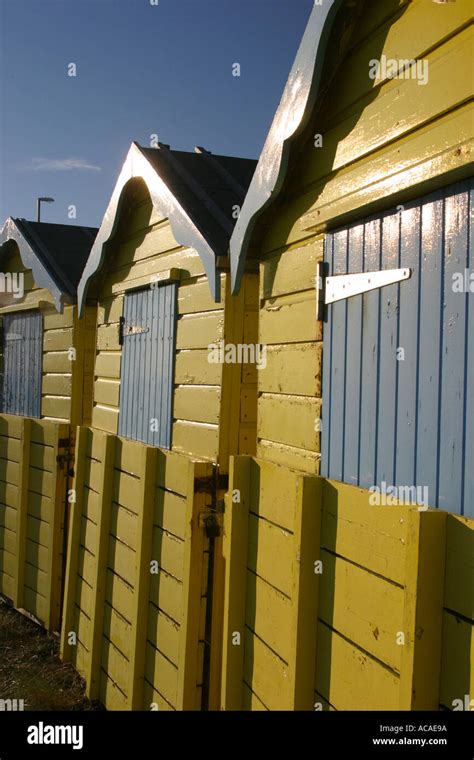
xmin=37 ymin=197 xmax=55 ymax=222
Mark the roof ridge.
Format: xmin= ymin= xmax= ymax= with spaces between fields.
xmin=144 ymin=143 xmax=234 ymax=236
xmin=194 ymin=146 xmax=249 ymax=200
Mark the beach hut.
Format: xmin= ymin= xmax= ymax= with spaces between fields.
xmin=77 ymin=141 xmax=258 ymax=466
xmin=222 ymin=0 xmax=473 ymax=711
xmin=0 ymin=217 xmax=97 ymax=630
xmin=60 ymin=141 xmax=258 ymax=710
xmin=0 ymin=217 xmax=97 ymax=424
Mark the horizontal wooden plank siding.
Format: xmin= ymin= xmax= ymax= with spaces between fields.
xmin=90 ymin=182 xmax=258 ymax=470
xmin=222 ymin=457 xmax=463 ymax=711
xmin=222 ymin=457 xmax=322 ymax=710
xmin=0 ymin=413 xmax=70 ymax=631
xmin=252 ymin=0 xmax=472 ymax=482
xmin=439 ymin=514 xmax=474 ymax=710
xmin=60 ymin=426 xmax=211 ymax=710
xmin=0 ymin=248 xmax=95 ymax=426
xmin=90 ymin=193 xmax=225 ymax=459
xmin=265 ymin=1 xmax=472 ymax=249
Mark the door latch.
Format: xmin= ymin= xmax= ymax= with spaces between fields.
xmin=119 ymin=316 xmax=150 ymax=345
xmin=56 ymin=451 xmax=74 ymax=476
xmin=198 ymin=511 xmax=222 ymax=539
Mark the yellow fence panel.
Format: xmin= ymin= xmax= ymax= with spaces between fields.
xmin=221 ymin=456 xmax=463 ymax=711
xmin=0 ymin=413 xmax=70 ymax=632
xmin=221 ymin=456 xmax=322 ymax=710
xmin=439 ymin=515 xmax=474 ymax=711
xmin=60 ymin=426 xmax=213 ymax=711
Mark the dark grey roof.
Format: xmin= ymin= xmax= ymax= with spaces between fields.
xmin=13 ymin=219 xmax=98 ymax=295
xmin=138 ymin=144 xmax=257 ymax=258
xmin=0 ymin=217 xmax=98 ymax=310
xmin=78 ymin=142 xmax=257 ymax=311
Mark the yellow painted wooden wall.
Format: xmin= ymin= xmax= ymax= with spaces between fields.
xmin=0 ymin=414 xmax=69 ymax=631
xmin=221 ymin=456 xmax=469 ymax=711
xmin=61 ymin=426 xmax=214 ymax=710
xmin=253 ymin=0 xmax=472 ymax=473
xmin=439 ymin=515 xmax=474 ymax=710
xmin=0 ymin=247 xmax=96 ymax=426
xmin=90 ymin=180 xmax=257 ymax=470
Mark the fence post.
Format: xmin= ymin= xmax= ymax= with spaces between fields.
xmin=128 ymin=444 xmax=157 ymax=710
xmin=87 ymin=431 xmax=117 ymax=700
xmin=60 ymin=426 xmax=88 ymax=662
xmin=288 ymin=474 xmax=323 ymax=710
xmin=45 ymin=423 xmax=70 ymax=632
xmin=175 ymin=459 xmax=212 ymax=710
xmin=399 ymin=508 xmax=447 ymax=709
xmin=14 ymin=417 xmax=31 ymax=610
xmin=220 ymin=455 xmax=251 ymax=710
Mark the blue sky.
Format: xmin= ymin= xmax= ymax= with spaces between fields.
xmin=0 ymin=0 xmax=313 ymax=228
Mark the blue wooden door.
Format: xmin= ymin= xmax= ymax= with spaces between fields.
xmin=118 ymin=284 xmax=177 ymax=448
xmin=1 ymin=311 xmax=42 ymax=418
xmin=321 ymin=178 xmax=473 ymax=517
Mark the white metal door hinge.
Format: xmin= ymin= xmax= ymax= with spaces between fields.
xmin=316 ymin=262 xmax=412 ymax=320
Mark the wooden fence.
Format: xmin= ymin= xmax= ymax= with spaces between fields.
xmin=0 ymin=413 xmax=70 ymax=632
xmin=439 ymin=514 xmax=474 ymax=710
xmin=2 ymin=421 xmax=470 ymax=712
xmin=60 ymin=427 xmax=214 ymax=710
xmin=221 ymin=456 xmax=472 ymax=711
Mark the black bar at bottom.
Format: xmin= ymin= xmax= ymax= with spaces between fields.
xmin=0 ymin=710 xmax=471 ymax=757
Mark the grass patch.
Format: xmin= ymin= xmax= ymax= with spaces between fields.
xmin=0 ymin=597 xmax=102 ymax=711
